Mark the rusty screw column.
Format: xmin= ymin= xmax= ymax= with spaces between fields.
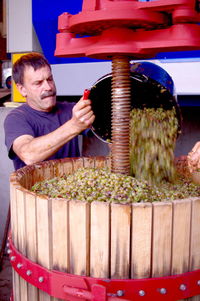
xmin=111 ymin=56 xmax=131 ymax=175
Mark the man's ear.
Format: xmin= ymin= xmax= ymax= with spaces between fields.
xmin=16 ymin=84 xmax=27 ymax=97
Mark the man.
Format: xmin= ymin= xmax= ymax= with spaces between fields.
xmin=4 ymin=52 xmax=95 ymax=170
xmin=188 ymin=142 xmax=200 ymax=172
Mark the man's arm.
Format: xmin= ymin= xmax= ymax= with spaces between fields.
xmin=187 ymin=141 xmax=200 ymax=172
xmin=12 ymin=98 xmax=95 ymax=165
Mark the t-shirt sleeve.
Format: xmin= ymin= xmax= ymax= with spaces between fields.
xmin=4 ymin=109 xmax=35 ymax=159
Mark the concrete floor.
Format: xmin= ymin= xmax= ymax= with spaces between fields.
xmin=0 ymin=254 xmax=12 ymax=301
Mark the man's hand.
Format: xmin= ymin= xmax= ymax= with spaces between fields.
xmin=71 ymin=97 xmax=95 ymax=131
xmin=187 ymin=141 xmax=200 ymax=173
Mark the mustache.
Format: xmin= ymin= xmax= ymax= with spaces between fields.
xmin=41 ymin=90 xmax=56 ymax=99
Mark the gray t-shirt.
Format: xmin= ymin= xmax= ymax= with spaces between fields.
xmin=4 ymin=102 xmax=85 ymax=170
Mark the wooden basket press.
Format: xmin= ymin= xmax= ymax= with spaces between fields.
xmin=9 ymin=156 xmax=200 ymax=301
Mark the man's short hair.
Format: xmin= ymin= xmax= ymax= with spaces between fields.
xmin=12 ymin=52 xmax=51 ymax=85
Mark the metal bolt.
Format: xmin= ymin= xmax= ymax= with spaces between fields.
xmin=17 ymin=263 xmax=23 ymax=269
xmin=10 ymin=256 xmax=16 ymax=261
xmin=38 ymin=277 xmax=44 ymax=283
xmin=139 ymin=290 xmax=146 ymax=296
xmin=6 ymin=242 xmax=10 ymax=247
xmin=197 ymin=280 xmax=200 ymax=286
xmin=26 ymin=270 xmax=32 ymax=276
xmin=107 ymin=293 xmax=115 ymax=297
xmin=7 ymin=249 xmax=12 ymax=254
xmin=103 ymin=279 xmax=111 ymax=283
xmin=116 ymin=290 xmax=124 ymax=297
xmin=179 ymin=284 xmax=187 ymax=291
xmin=159 ymin=288 xmax=167 ymax=295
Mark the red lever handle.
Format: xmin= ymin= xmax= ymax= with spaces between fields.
xmin=83 ymin=89 xmax=90 ymax=100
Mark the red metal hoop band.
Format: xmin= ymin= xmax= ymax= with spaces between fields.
xmin=7 ymin=234 xmax=200 ymax=301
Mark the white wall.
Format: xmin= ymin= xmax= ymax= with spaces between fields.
xmin=51 ymin=61 xmax=112 ymax=96
xmin=7 ymin=0 xmax=41 ymax=53
xmin=51 ymin=60 xmax=200 ymax=96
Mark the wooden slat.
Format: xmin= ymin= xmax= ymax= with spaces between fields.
xmin=33 ymin=163 xmax=44 ymax=184
xmin=54 ymin=159 xmax=68 ymax=178
xmin=29 ymin=166 xmax=36 ymax=188
xmin=106 ymin=156 xmax=111 ymax=169
xmin=23 ymin=165 xmax=35 ymax=190
xmin=62 ymin=158 xmax=74 ymax=175
xmin=171 ymin=199 xmax=191 ymax=301
xmin=83 ymin=157 xmax=95 ymax=168
xmin=16 ymin=188 xmax=28 ymax=301
xmin=131 ymin=203 xmax=152 ymax=279
xmin=10 ymin=180 xmax=20 ymax=301
xmin=171 ymin=199 xmax=191 ymax=275
xmin=189 ymin=198 xmax=200 ymax=301
xmin=190 ymin=198 xmax=200 ymax=269
xmin=110 ymin=203 xmax=131 ymax=279
xmin=25 ymin=192 xmax=39 ymax=300
xmin=36 ymin=195 xmax=53 ymax=301
xmin=69 ymin=200 xmax=90 ymax=276
xmin=72 ymin=158 xmax=84 ymax=171
xmin=94 ymin=156 xmax=109 ymax=169
xmin=90 ymin=201 xmax=110 ymax=278
xmin=10 ymin=181 xmax=19 ymax=249
xmin=43 ymin=161 xmax=55 ymax=180
xmin=52 ymin=198 xmax=69 ymax=301
xmin=52 ymin=198 xmax=69 ymax=272
xmin=12 ymin=271 xmax=20 ymax=301
xmin=152 ymin=202 xmax=172 ymax=277
xmin=16 ymin=170 xmax=26 ymax=187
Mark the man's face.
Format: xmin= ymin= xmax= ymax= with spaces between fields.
xmin=17 ymin=65 xmax=57 ymax=112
